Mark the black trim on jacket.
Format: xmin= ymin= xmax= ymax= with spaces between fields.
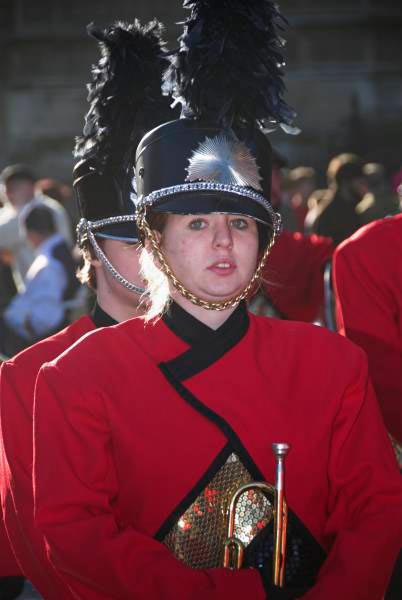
xmin=91 ymin=303 xmax=117 ymax=328
xmin=154 ymin=442 xmax=232 ymax=542
xmin=161 ymin=301 xmax=249 ymax=380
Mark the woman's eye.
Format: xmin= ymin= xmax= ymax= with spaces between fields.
xmin=189 ymin=219 xmax=206 ymax=230
xmin=230 ymin=218 xmax=248 ymax=230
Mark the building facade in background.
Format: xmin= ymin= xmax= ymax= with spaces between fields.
xmin=0 ymin=0 xmax=401 ymax=183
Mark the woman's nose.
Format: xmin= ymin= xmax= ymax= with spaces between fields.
xmin=212 ymin=219 xmax=233 ymax=249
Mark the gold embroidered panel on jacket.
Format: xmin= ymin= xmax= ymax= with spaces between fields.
xmin=162 ymin=452 xmax=273 ymax=568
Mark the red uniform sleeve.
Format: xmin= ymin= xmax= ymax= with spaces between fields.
xmin=0 ymin=507 xmax=21 ymax=576
xmin=33 ymin=365 xmax=265 ymax=600
xmin=333 ymin=239 xmax=402 ymax=444
xmin=262 ymin=231 xmax=333 ymax=322
xmin=304 ymin=350 xmax=402 ymax=600
xmin=0 ymin=366 xmax=24 ymax=577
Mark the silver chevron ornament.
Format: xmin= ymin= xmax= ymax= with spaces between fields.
xmin=185 ymin=134 xmax=263 ymax=191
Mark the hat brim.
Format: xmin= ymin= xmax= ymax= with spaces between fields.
xmin=94 ymin=221 xmax=139 ymax=243
xmin=151 ymin=191 xmax=272 ymax=227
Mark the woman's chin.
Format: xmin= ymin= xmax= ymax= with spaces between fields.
xmin=196 ymin=284 xmax=246 ymax=303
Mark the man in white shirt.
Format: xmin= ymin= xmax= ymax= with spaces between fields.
xmin=0 ymin=164 xmax=72 ymax=290
xmin=1 ymin=206 xmax=77 ymax=356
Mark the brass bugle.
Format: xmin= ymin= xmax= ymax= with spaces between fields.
xmin=272 ymin=442 xmax=290 ymax=587
xmin=223 ymin=442 xmax=290 ymax=589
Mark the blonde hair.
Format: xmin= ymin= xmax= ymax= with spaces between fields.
xmin=139 ymin=212 xmax=171 ymax=321
xmin=139 ymin=246 xmax=170 ymax=321
xmin=76 ymin=241 xmax=97 ymax=290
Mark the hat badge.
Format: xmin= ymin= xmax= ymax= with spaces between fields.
xmin=185 ymin=134 xmax=263 ymax=191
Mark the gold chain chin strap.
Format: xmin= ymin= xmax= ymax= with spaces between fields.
xmin=137 ymin=204 xmax=277 ymax=311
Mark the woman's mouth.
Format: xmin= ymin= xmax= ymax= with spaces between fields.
xmin=207 ymin=260 xmax=237 ymax=276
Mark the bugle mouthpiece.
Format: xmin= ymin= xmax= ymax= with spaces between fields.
xmin=272 ymin=442 xmax=290 ymax=457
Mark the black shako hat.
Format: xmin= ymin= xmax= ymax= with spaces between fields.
xmin=135 ymin=0 xmax=298 ymax=233
xmin=73 ymin=20 xmax=176 ymax=244
xmin=73 ymin=156 xmax=136 ymax=241
xmin=136 ymin=119 xmax=275 ymax=226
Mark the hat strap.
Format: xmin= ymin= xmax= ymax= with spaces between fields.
xmin=77 ymin=217 xmax=145 ymax=296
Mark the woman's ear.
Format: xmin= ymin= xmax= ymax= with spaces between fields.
xmin=153 ymin=229 xmax=162 ymax=243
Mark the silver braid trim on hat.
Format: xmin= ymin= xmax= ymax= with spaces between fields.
xmin=136 ymin=182 xmax=281 ymax=233
xmin=76 ymin=214 xmax=138 ymax=237
xmin=76 ymin=217 xmax=145 ymax=296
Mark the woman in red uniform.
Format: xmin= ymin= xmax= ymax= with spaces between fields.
xmin=333 ymin=214 xmax=402 ymax=600
xmin=0 ymin=20 xmax=174 ymax=599
xmin=333 ymin=214 xmax=402 ymax=447
xmin=33 ymin=2 xmax=402 ymax=599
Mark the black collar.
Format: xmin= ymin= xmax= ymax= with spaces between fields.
xmin=91 ymin=302 xmax=118 ymax=328
xmin=161 ymin=301 xmax=249 ymax=380
xmin=162 ymin=300 xmax=249 ymax=347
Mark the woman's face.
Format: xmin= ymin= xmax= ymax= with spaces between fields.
xmin=159 ymin=213 xmax=259 ymax=302
xmin=98 ymin=239 xmax=144 ymax=305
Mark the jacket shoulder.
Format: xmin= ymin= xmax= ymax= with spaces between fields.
xmin=336 ymin=214 xmax=402 ymax=258
xmin=7 ymin=316 xmax=94 ymax=371
xmin=45 ymin=316 xmax=145 ymax=374
xmin=1 ymin=317 xmax=94 ymax=392
xmin=251 ymin=314 xmax=366 ymax=365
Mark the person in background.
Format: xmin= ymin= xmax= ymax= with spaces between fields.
xmin=258 ymin=229 xmax=333 ymax=323
xmin=304 ymin=188 xmax=331 ymax=233
xmin=307 ymin=153 xmax=367 ymax=245
xmin=333 ymin=214 xmax=402 ymax=599
xmin=0 ymin=189 xmax=17 ymax=321
xmin=0 ymin=260 xmax=17 ymax=319
xmin=270 ymin=149 xmax=299 ymax=231
xmin=0 ymin=18 xmax=175 ymax=600
xmin=391 ymin=168 xmax=402 ymax=198
xmin=252 ymin=169 xmax=332 ymax=324
xmin=286 ymin=166 xmax=316 ymax=232
xmin=355 ymin=162 xmax=400 ymax=225
xmin=36 ymin=178 xmax=78 ymax=238
xmin=0 ymin=206 xmax=78 ymax=357
xmin=0 ymin=165 xmax=72 ymax=290
xmin=333 ymin=214 xmax=402 ymax=449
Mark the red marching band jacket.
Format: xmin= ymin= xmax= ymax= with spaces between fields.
xmin=0 ymin=315 xmax=96 ymax=598
xmin=32 ymin=303 xmax=402 ymax=600
xmin=333 ymin=214 xmax=402 ymax=446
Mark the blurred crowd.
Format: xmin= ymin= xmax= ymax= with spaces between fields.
xmin=279 ymin=152 xmax=401 ymax=240
xmin=252 ymin=151 xmax=401 ymax=325
xmin=0 ymin=165 xmax=83 ymax=359
xmin=0 ymin=153 xmax=401 ymax=359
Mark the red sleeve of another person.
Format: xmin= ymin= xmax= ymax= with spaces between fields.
xmin=261 ymin=231 xmax=333 ymax=322
xmin=333 ymin=216 xmax=402 ymax=444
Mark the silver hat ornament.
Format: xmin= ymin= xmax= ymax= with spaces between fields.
xmin=185 ymin=133 xmax=263 ymax=191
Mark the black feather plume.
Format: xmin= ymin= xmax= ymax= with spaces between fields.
xmin=164 ymin=0 xmax=298 ymax=133
xmin=75 ymin=20 xmax=175 ymax=172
